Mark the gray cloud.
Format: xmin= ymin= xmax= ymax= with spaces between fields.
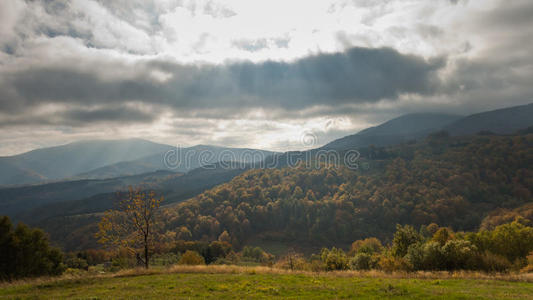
xmin=0 ymin=46 xmax=445 ymax=125
xmin=62 ymin=106 xmax=157 ymax=124
xmin=1 ymin=0 xmax=533 ymax=154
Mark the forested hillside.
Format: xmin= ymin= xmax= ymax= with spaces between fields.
xmin=13 ymin=132 xmax=532 ymax=251
xmin=162 ymin=133 xmax=533 ymax=248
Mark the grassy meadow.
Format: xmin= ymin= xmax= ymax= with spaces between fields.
xmin=1 ymin=266 xmax=533 ymax=299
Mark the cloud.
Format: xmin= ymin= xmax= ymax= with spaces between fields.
xmin=0 ymin=46 xmax=445 ymax=125
xmin=0 ymin=0 xmax=533 ymax=155
xmin=61 ymin=106 xmax=158 ymax=124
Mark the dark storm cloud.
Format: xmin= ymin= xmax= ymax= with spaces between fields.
xmin=62 ymin=106 xmax=157 ymax=124
xmin=0 ymin=105 xmax=157 ymax=128
xmin=0 ymin=46 xmax=445 ymax=124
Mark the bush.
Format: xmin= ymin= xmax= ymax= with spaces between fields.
xmin=350 ymin=237 xmax=383 ymax=255
xmin=468 ymin=218 xmax=533 ymax=264
xmin=477 ymin=252 xmax=511 ymax=273
xmin=109 ymin=256 xmax=135 ymax=271
xmin=241 ymin=246 xmax=272 ymax=263
xmin=64 ymin=256 xmax=89 ymax=270
xmin=275 ymin=252 xmax=310 ymax=271
xmin=320 ymin=247 xmax=348 ymax=271
xmin=242 ymin=246 xmax=263 ymax=261
xmin=520 ymin=252 xmax=533 ymax=273
xmin=405 ymin=242 xmax=429 ymax=270
xmin=421 ymin=241 xmax=446 ymax=270
xmin=441 ymin=239 xmax=477 ymax=270
xmin=172 ymin=240 xmax=232 ymax=264
xmin=391 ymin=225 xmax=422 ymax=258
xmin=152 ymin=253 xmax=181 ymax=266
xmin=432 ymin=228 xmax=453 ymax=246
xmin=405 ymin=239 xmax=479 ymax=271
xmin=78 ymin=249 xmax=109 ymax=266
xmin=349 ymin=253 xmax=379 ymax=270
xmin=178 ymin=250 xmax=205 ymax=265
xmin=378 ymin=255 xmax=411 ymax=272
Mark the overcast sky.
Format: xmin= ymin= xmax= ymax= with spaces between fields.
xmin=0 ymin=0 xmax=532 ymax=155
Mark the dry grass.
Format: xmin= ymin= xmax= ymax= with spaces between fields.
xmin=104 ymin=264 xmax=533 ymax=283
xmin=162 ymin=265 xmax=533 ymax=282
xmin=2 ymin=264 xmax=532 ymax=289
xmin=0 ymin=272 xmax=105 ymax=289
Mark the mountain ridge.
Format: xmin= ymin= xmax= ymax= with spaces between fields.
xmin=322 ymin=103 xmax=533 ymax=151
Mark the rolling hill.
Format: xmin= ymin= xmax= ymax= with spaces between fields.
xmin=322 ymin=103 xmax=533 ymax=151
xmin=322 ymin=113 xmax=461 ymax=150
xmin=2 ymin=103 xmax=533 ymax=251
xmin=75 ymin=145 xmax=277 ymax=180
xmin=0 ymin=140 xmax=277 ymax=186
xmin=0 ymin=170 xmax=182 ymax=218
xmin=159 ymin=132 xmax=532 ymax=249
xmin=16 ymin=131 xmax=533 ymax=251
xmin=0 ymin=139 xmax=174 ymax=186
xmin=445 ymin=103 xmax=533 ymax=135
xmin=15 ymin=164 xmax=251 ymax=250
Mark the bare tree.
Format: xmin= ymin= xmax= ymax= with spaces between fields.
xmin=96 ymin=186 xmax=162 ymax=269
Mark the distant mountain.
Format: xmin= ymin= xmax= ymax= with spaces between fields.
xmin=323 ymin=113 xmax=461 ymax=150
xmin=0 ymin=160 xmax=46 ymax=185
xmin=75 ymin=145 xmax=277 ymax=180
xmin=445 ymin=103 xmax=533 ymax=135
xmin=0 ymin=139 xmax=174 ymax=186
xmin=0 ymin=170 xmax=180 ymax=217
xmin=0 ymin=139 xmax=277 ymax=185
xmin=6 ymin=163 xmax=250 ymax=250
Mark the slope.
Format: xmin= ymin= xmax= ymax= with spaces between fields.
xmin=445 ymin=103 xmax=533 ymax=135
xmin=322 ymin=113 xmax=461 ymax=150
xmin=0 ymin=139 xmax=174 ymax=185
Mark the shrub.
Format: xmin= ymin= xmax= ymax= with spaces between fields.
xmin=320 ymin=247 xmax=348 ymax=271
xmin=172 ymin=240 xmax=232 ymax=264
xmin=275 ymin=253 xmax=310 ymax=271
xmin=109 ymin=256 xmax=135 ymax=271
xmin=520 ymin=252 xmax=533 ymax=273
xmin=478 ymin=252 xmax=511 ymax=272
xmin=404 ymin=242 xmax=427 ymax=270
xmin=468 ymin=218 xmax=533 ymax=264
xmin=152 ymin=253 xmax=181 ymax=266
xmin=178 ymin=250 xmax=205 ymax=265
xmin=80 ymin=249 xmax=109 ymax=266
xmin=378 ymin=255 xmax=411 ymax=272
xmin=349 ymin=253 xmax=379 ymax=270
xmin=391 ymin=224 xmax=422 ymax=258
xmin=432 ymin=228 xmax=453 ymax=246
xmin=421 ymin=241 xmax=446 ymax=270
xmin=64 ymin=256 xmax=89 ymax=270
xmin=242 ymin=246 xmax=271 ymax=263
xmin=441 ymin=239 xmax=477 ymax=270
xmin=350 ymin=237 xmax=383 ymax=255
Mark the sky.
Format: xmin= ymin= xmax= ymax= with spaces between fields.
xmin=0 ymin=0 xmax=532 ymax=155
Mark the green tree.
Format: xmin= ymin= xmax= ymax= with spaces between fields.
xmin=392 ymin=224 xmax=423 ymax=258
xmin=0 ymin=216 xmax=64 ymax=280
xmin=487 ymin=218 xmax=533 ymax=263
xmin=349 ymin=253 xmax=379 ymax=270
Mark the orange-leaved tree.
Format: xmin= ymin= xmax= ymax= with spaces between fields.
xmin=96 ymin=186 xmax=162 ymax=268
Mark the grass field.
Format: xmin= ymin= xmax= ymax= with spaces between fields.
xmin=1 ymin=266 xmax=533 ymax=299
